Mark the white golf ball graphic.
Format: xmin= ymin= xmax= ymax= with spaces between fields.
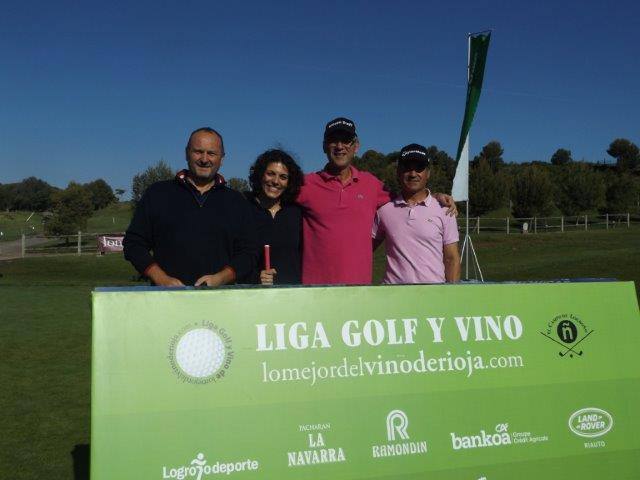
xmin=175 ymin=328 xmax=226 ymax=378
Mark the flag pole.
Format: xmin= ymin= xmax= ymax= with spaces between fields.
xmin=465 ymin=32 xmax=470 ymax=280
xmin=452 ymin=29 xmax=491 ymax=281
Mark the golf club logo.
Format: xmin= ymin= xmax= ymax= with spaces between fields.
xmin=540 ymin=314 xmax=593 ymax=358
xmin=168 ymin=321 xmax=234 ymax=384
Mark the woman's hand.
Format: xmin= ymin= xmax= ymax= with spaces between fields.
xmin=260 ymin=268 xmax=277 ymax=285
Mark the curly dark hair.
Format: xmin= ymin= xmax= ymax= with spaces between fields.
xmin=249 ymin=149 xmax=304 ymax=204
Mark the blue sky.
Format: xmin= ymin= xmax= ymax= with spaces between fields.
xmin=1 ymin=0 xmax=638 ymax=195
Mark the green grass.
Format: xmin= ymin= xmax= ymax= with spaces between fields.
xmin=0 ymin=255 xmax=138 ymax=479
xmin=0 ymin=203 xmax=132 ymax=245
xmin=85 ymin=202 xmax=132 ymax=234
xmin=0 ymin=211 xmax=44 ymax=241
xmin=373 ymin=227 xmax=640 ymax=297
xmin=1 ymin=228 xmax=639 ymax=478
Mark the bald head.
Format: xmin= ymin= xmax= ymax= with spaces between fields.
xmin=186 ymin=127 xmax=225 ymax=155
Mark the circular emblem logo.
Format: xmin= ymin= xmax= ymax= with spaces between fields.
xmin=556 ymin=320 xmax=578 ymax=344
xmin=541 ymin=313 xmax=593 ymax=359
xmin=169 ymin=322 xmax=234 ymax=384
xmin=175 ymin=328 xmax=226 ymax=378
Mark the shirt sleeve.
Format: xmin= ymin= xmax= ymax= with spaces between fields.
xmin=228 ymin=196 xmax=258 ymax=282
xmin=295 ymin=174 xmax=311 ymax=207
xmin=123 ymin=191 xmax=156 ymax=275
xmin=372 ymin=209 xmax=385 ymax=240
xmin=376 ymin=178 xmax=391 ymax=208
xmin=442 ymin=209 xmax=460 ymax=245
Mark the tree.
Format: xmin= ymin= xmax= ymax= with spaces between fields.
xmin=44 ymin=182 xmax=94 ymax=236
xmin=131 ymin=160 xmax=174 ymax=205
xmin=354 ymin=150 xmax=389 ymax=180
xmin=469 ymin=158 xmax=507 ymax=216
xmin=354 ymin=149 xmax=398 ymax=193
xmin=424 ymin=146 xmax=455 ymax=194
xmin=84 ymin=179 xmax=116 ymax=210
xmin=472 ymin=141 xmax=505 ymax=172
xmin=354 ymin=147 xmax=455 ymax=196
xmin=0 ymin=184 xmax=9 ymax=210
xmin=228 ymin=177 xmax=249 ymax=192
xmin=604 ymin=173 xmax=638 ymax=213
xmin=512 ymin=165 xmax=555 ymax=218
xmin=607 ymin=138 xmax=640 ymax=171
xmin=550 ymin=148 xmax=572 ymax=166
xmin=11 ymin=177 xmax=56 ymax=211
xmin=554 ymin=163 xmax=605 ymax=216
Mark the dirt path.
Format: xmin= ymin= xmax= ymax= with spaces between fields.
xmin=0 ymin=236 xmax=54 ymax=260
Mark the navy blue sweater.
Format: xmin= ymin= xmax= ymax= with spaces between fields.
xmin=124 ymin=175 xmax=257 ymax=285
xmin=245 ymin=193 xmax=302 ymax=284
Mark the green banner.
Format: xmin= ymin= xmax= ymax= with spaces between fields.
xmin=92 ymin=282 xmax=640 ymax=479
xmin=455 ymin=32 xmax=491 ymax=163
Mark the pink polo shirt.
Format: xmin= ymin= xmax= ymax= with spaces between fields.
xmin=372 ymin=192 xmax=459 ymax=284
xmin=297 ymin=166 xmax=390 ymax=285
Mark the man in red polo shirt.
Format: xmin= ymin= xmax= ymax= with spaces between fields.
xmin=296 ymin=117 xmax=456 ymax=285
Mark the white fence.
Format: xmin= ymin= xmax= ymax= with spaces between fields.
xmin=0 ymin=232 xmax=125 ymax=259
xmin=461 ymin=213 xmax=638 ymax=234
xmin=1 ymin=213 xmax=638 ymax=259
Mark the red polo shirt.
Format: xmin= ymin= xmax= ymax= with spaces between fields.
xmin=297 ymin=166 xmax=390 ymax=285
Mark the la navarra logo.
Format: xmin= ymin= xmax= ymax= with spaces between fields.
xmin=540 ymin=314 xmax=594 ymax=358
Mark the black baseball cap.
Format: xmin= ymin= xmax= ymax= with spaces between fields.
xmin=324 ymin=117 xmax=357 ymax=141
xmin=398 ymin=143 xmax=430 ymax=169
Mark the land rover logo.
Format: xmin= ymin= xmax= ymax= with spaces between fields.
xmin=568 ymin=408 xmax=613 ymax=438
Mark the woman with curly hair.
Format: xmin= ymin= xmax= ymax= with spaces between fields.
xmin=246 ymin=149 xmax=304 ymax=285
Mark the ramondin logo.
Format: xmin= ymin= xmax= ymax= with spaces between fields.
xmin=162 ymin=452 xmax=259 ymax=479
xmin=568 ymin=408 xmax=613 ymax=438
xmin=540 ymin=313 xmax=594 ymax=358
xmin=168 ymin=321 xmax=234 ymax=384
xmin=386 ymin=410 xmax=409 ymax=441
xmin=372 ymin=409 xmax=428 ymax=458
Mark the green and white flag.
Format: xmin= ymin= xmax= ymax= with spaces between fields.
xmin=452 ymin=32 xmax=491 ymax=201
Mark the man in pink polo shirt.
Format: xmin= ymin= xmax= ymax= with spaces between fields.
xmin=373 ymin=143 xmax=460 ymax=284
xmin=297 ymin=118 xmax=456 ymax=285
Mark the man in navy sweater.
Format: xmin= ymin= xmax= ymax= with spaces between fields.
xmin=123 ymin=127 xmax=257 ymax=287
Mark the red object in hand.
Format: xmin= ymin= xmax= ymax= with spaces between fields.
xmin=264 ymin=244 xmax=271 ymax=270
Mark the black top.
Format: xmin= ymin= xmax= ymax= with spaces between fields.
xmin=245 ymin=193 xmax=302 ymax=285
xmin=123 ymin=173 xmax=257 ymax=286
